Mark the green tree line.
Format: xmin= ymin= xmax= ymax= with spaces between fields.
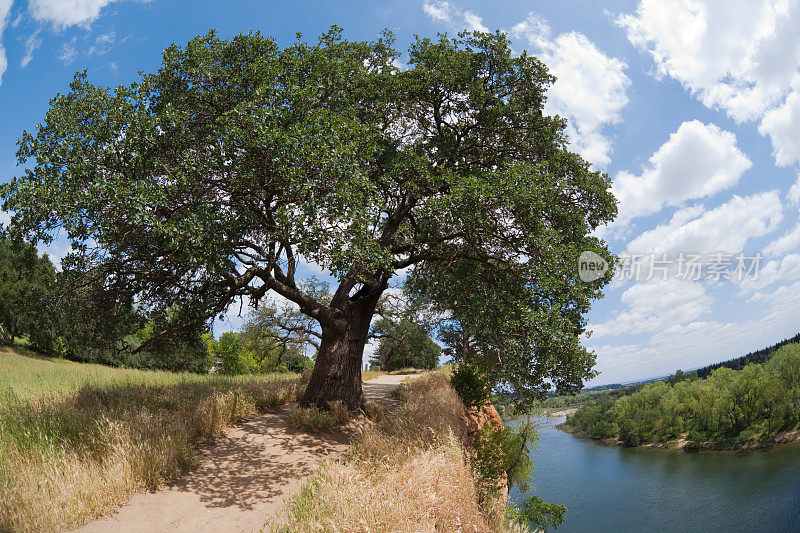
xmin=0 ymin=235 xmax=441 ymax=376
xmin=0 ymin=235 xmax=215 ymax=371
xmin=564 ymin=342 xmax=800 ymax=450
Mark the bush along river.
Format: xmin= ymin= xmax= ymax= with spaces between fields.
xmin=509 ymin=416 xmax=800 ymax=532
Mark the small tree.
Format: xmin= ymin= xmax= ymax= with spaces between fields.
xmin=240 ymin=278 xmax=330 ymax=365
xmin=370 ymin=316 xmax=440 ymax=371
xmin=214 ymin=331 xmax=258 ymax=375
xmin=2 ymin=28 xmax=615 ymax=409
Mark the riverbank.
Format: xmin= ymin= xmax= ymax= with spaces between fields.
xmin=561 ymin=342 xmax=800 ymax=453
xmin=558 ymin=421 xmax=800 ymax=452
xmin=545 ymin=407 xmax=578 ymax=417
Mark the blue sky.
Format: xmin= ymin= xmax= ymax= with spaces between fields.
xmin=2 ymin=0 xmax=800 ymax=385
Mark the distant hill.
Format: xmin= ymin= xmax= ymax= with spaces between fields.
xmin=582 ymin=383 xmax=623 ymax=392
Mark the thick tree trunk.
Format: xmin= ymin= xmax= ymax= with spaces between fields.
xmin=300 ymin=288 xmax=381 ymax=410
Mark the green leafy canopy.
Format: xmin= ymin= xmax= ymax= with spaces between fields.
xmin=2 ymin=27 xmax=616 ymax=401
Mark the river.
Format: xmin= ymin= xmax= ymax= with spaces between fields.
xmin=509 ymin=416 xmax=800 ymax=532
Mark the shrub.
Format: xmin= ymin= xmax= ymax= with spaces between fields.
xmin=214 ymin=332 xmax=258 ymax=375
xmin=511 ymin=495 xmax=567 ymax=532
xmin=450 ymin=363 xmax=489 ymax=409
xmin=473 ymin=419 xmax=537 ymax=494
xmin=592 ymin=420 xmax=618 ymax=440
xmin=279 ymin=351 xmax=315 ymax=373
xmin=618 ymin=419 xmax=642 ymax=447
xmin=369 ymin=317 xmax=441 ymax=371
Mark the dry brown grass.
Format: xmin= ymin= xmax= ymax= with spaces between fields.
xmin=354 ymin=372 xmax=468 ymax=460
xmin=277 ymin=372 xmax=506 ymax=532
xmin=363 ymin=400 xmax=385 ymax=422
xmin=388 ymin=367 xmax=426 ymax=375
xmin=0 ymin=369 xmax=303 ymax=533
xmin=281 ymin=436 xmax=485 ymax=532
xmin=361 ymin=369 xmax=387 ymax=381
xmin=289 ymin=401 xmax=352 ymax=432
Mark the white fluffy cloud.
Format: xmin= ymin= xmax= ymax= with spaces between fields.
xmin=0 ymin=0 xmax=12 ymax=85
xmin=619 ymin=0 xmax=800 ymax=168
xmin=612 ymin=120 xmax=751 ymax=223
xmin=788 ymin=174 xmax=800 ymax=206
xmin=422 ymin=1 xmax=488 ymax=32
xmin=619 ymin=0 xmax=800 ymax=122
xmin=591 ymin=280 xmax=800 ymax=383
xmin=627 ymin=191 xmax=783 ymax=255
xmin=589 ymin=343 xmax=659 ymax=384
xmin=28 ymin=0 xmax=119 ymax=29
xmin=666 ymin=280 xmax=800 ymax=356
xmin=511 ymin=14 xmax=629 ymax=166
xmin=759 ymin=89 xmax=800 ymax=167
xmin=738 ymin=253 xmax=800 ymax=292
xmin=590 ymin=279 xmax=712 ymax=338
xmin=764 ymin=223 xmax=800 ymax=256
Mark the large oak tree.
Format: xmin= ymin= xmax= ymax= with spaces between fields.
xmin=2 ymin=28 xmax=615 ymax=409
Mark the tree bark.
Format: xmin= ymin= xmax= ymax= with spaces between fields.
xmin=379 ymin=345 xmax=393 ymax=372
xmin=300 ymin=281 xmax=385 ymax=410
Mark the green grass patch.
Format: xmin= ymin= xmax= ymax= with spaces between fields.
xmin=0 ymin=343 xmax=244 ymax=401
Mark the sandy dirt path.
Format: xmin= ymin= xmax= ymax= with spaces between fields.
xmin=74 ymin=373 xmax=423 ymax=533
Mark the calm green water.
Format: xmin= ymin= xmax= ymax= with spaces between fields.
xmin=509 ymin=416 xmax=800 ymax=532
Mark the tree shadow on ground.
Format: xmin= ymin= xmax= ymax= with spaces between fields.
xmin=167 ymin=404 xmax=351 ymax=510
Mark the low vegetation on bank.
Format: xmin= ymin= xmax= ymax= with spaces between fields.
xmin=278 ymin=372 xmax=563 ymax=532
xmin=563 ymin=343 xmax=800 ymax=451
xmin=0 ymin=347 xmax=304 ymax=532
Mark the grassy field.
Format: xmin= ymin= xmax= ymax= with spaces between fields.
xmin=0 ymin=346 xmax=304 ymax=532
xmin=1 ymin=343 xmax=237 ymax=400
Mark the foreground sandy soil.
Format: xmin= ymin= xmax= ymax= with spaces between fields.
xmin=74 ymin=373 xmax=422 ymax=533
